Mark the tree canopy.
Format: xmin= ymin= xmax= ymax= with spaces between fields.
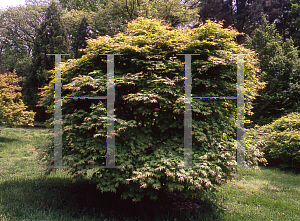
xmin=289 ymin=0 xmax=300 ymax=51
xmin=0 ymin=2 xmax=48 ymax=75
xmin=245 ymin=15 xmax=300 ymax=126
xmin=22 ymin=0 xmax=69 ymax=122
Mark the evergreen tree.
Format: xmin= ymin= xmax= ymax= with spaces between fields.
xmin=23 ymin=0 xmax=69 ymax=122
xmin=70 ymin=17 xmax=89 ymax=59
xmin=288 ymin=0 xmax=300 ymax=52
xmin=245 ymin=15 xmax=300 ymax=126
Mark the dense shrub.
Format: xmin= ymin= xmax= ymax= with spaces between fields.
xmin=0 ymin=70 xmax=35 ymax=128
xmin=38 ymin=17 xmax=265 ymax=202
xmin=246 ymin=112 xmax=300 ymax=173
xmin=244 ymin=138 xmax=267 ymax=169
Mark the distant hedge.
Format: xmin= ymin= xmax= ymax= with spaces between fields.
xmin=39 ymin=17 xmax=265 ymax=202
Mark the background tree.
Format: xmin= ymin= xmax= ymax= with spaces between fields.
xmin=0 ymin=70 xmax=35 ymax=128
xmin=288 ymin=0 xmax=300 ymax=53
xmin=261 ymin=0 xmax=291 ymax=42
xmin=0 ymin=1 xmax=49 ymax=76
xmin=191 ymin=0 xmax=251 ymax=43
xmin=22 ymin=0 xmax=69 ymax=122
xmin=60 ymin=8 xmax=100 ymax=61
xmin=59 ymin=0 xmax=102 ymax=12
xmin=92 ymin=0 xmax=199 ymax=37
xmin=69 ymin=17 xmax=90 ymax=59
xmin=60 ymin=0 xmax=199 ymax=56
xmin=193 ymin=0 xmax=293 ymax=45
xmin=245 ymin=15 xmax=300 ymax=126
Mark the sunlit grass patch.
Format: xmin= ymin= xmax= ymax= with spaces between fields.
xmin=216 ymin=167 xmax=300 ymax=220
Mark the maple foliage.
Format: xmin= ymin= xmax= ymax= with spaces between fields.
xmin=0 ymin=70 xmax=35 ymax=128
xmin=38 ymin=17 xmax=266 ymax=202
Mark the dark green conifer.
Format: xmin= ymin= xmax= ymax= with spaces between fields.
xmin=245 ymin=16 xmax=300 ymax=126
xmin=23 ymin=0 xmax=69 ymax=121
xmin=70 ymin=17 xmax=89 ymax=59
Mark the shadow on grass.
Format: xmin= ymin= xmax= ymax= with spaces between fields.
xmin=0 ymin=136 xmax=19 ymax=151
xmin=0 ymin=176 xmax=225 ymax=220
xmin=0 ymin=137 xmax=19 ymax=143
xmin=262 ymin=165 xmax=300 ymax=177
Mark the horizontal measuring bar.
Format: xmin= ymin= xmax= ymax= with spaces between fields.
xmin=46 ymin=54 xmax=70 ymax=55
xmin=59 ymin=96 xmax=107 ymax=99
xmin=192 ymin=96 xmax=237 ymax=99
xmin=55 ymin=96 xmax=238 ymax=100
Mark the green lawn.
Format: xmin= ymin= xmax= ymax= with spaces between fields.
xmin=0 ymin=125 xmax=299 ymax=220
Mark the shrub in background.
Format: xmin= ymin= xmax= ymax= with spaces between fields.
xmin=38 ymin=17 xmax=265 ymax=202
xmin=0 ymin=70 xmax=35 ymax=128
xmin=246 ymin=112 xmax=300 ymax=173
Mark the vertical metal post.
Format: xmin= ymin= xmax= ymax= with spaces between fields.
xmin=47 ymin=54 xmax=69 ymax=169
xmin=47 ymin=54 xmax=122 ymax=169
xmin=106 ymin=54 xmax=116 ymax=168
xmin=176 ymin=54 xmax=200 ymax=168
xmin=54 ymin=54 xmax=62 ymax=168
xmin=237 ymin=54 xmax=245 ymax=167
xmin=176 ymin=53 xmax=246 ymax=168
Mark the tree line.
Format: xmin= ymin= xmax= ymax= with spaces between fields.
xmin=0 ymin=0 xmax=300 ymax=126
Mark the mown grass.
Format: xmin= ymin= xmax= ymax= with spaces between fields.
xmin=0 ymin=125 xmax=299 ymax=220
xmin=217 ymin=167 xmax=300 ymax=220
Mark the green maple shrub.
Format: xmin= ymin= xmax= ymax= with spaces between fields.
xmin=0 ymin=70 xmax=35 ymax=128
xmin=38 ymin=17 xmax=266 ymax=202
xmin=246 ymin=112 xmax=300 ymax=173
